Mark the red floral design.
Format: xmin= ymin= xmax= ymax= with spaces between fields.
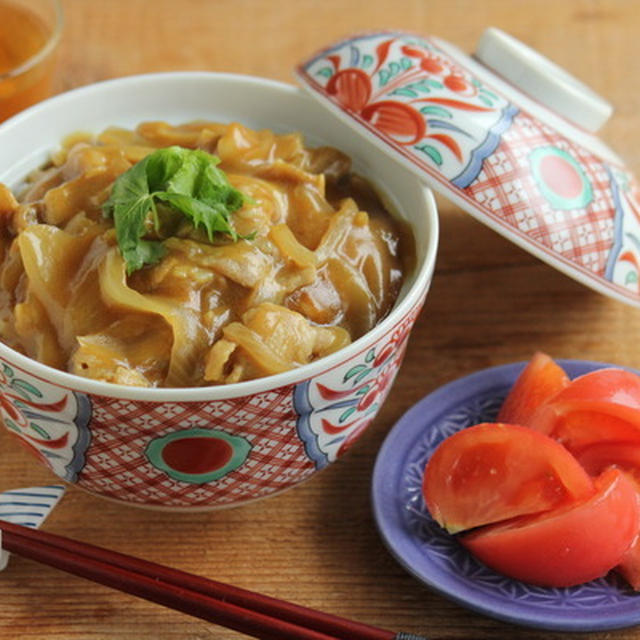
xmin=336 ymin=363 xmax=398 ymax=458
xmin=317 ymin=310 xmax=418 ymax=460
xmin=326 ymin=68 xmax=372 ymax=112
xmin=325 ymin=74 xmax=427 ymax=147
xmin=361 ymin=100 xmax=426 ymax=145
xmin=321 ymin=37 xmax=477 ymax=151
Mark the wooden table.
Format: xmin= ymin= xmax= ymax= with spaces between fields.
xmin=2 ymin=1 xmax=640 ymax=638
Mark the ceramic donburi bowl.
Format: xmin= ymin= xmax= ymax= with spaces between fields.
xmin=0 ymin=72 xmax=438 ymax=510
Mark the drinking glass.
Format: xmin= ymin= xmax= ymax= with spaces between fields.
xmin=0 ymin=0 xmax=63 ymax=122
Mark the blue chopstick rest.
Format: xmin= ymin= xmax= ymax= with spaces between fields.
xmin=0 ymin=485 xmax=66 ymax=570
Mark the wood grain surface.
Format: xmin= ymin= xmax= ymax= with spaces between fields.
xmin=2 ymin=1 xmax=640 ymax=638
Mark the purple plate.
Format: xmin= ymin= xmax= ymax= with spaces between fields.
xmin=371 ymin=360 xmax=640 ymax=632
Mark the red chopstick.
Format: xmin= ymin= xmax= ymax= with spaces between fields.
xmin=0 ymin=521 xmax=428 ymax=640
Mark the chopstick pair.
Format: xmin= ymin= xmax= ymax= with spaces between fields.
xmin=0 ymin=520 xmax=428 ymax=640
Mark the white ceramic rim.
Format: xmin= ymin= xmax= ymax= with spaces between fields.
xmin=475 ymin=27 xmax=613 ymax=133
xmin=0 ymin=72 xmax=439 ymax=402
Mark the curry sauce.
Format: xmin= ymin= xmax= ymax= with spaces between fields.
xmin=0 ymin=121 xmax=413 ymax=387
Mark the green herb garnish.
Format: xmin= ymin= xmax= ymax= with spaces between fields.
xmin=103 ymin=146 xmax=247 ymax=274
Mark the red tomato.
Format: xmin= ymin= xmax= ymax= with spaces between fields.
xmin=548 ymin=412 xmax=640 ymax=452
xmin=575 ymin=440 xmax=640 ymax=480
xmin=461 ymin=468 xmax=640 ymax=587
xmin=618 ymin=537 xmax=640 ymax=590
xmin=422 ymin=422 xmax=594 ymax=533
xmin=573 ymin=439 xmax=640 ymax=590
xmin=531 ymin=368 xmax=640 ymax=437
xmin=497 ymin=352 xmax=569 ymax=427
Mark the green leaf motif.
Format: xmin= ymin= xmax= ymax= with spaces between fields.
xmin=480 ymin=87 xmax=498 ymax=101
xmin=343 ymin=364 xmax=368 ymax=382
xmin=362 ymin=54 xmax=374 ymax=68
xmin=4 ymin=418 xmax=20 ymax=433
xmin=413 ymin=80 xmax=434 ymax=94
xmin=29 ymin=422 xmax=51 ymax=440
xmin=11 ymin=378 xmax=43 ymax=399
xmin=355 ymin=385 xmax=371 ymax=396
xmin=626 ymin=272 xmax=638 ymax=285
xmin=478 ymin=94 xmax=493 ymax=107
xmin=400 ymin=56 xmax=412 ymax=70
xmin=390 ymin=87 xmax=419 ymax=98
xmin=339 ymin=407 xmax=357 ymax=423
xmin=316 ymin=67 xmax=334 ymax=78
xmin=427 ymin=79 xmax=444 ymax=88
xmin=2 ymin=363 xmax=13 ymax=378
xmin=365 ymin=348 xmax=376 ymax=363
xmin=420 ymin=105 xmax=452 ymax=119
xmin=379 ymin=58 xmax=409 ymax=87
xmin=416 ymin=144 xmax=443 ymax=166
xmin=354 ymin=369 xmax=372 ymax=384
xmin=393 ymin=79 xmax=435 ymax=98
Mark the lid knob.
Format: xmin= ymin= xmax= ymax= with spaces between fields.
xmin=475 ymin=27 xmax=613 ymax=132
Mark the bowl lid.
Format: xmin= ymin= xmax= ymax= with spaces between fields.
xmin=295 ymin=29 xmax=640 ymax=307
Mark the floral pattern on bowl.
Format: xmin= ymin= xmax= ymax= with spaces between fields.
xmin=297 ymin=31 xmax=640 ymax=308
xmin=295 ymin=305 xmax=419 ymax=468
xmin=0 ymin=360 xmax=91 ymax=482
xmin=372 ymin=360 xmax=640 ymax=632
xmin=298 ymin=32 xmax=516 ymax=185
xmin=1 ymin=296 xmax=425 ymax=510
xmin=0 ymin=72 xmax=439 ymax=510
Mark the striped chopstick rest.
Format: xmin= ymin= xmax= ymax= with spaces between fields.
xmin=0 ymin=485 xmax=65 ymax=570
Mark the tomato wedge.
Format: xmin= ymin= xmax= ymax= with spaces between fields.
xmin=618 ymin=536 xmax=640 ymax=590
xmin=571 ymin=440 xmax=640 ymax=590
xmin=461 ymin=468 xmax=640 ymax=587
xmin=422 ymin=423 xmax=594 ymax=533
xmin=497 ymin=352 xmax=569 ymax=427
xmin=575 ymin=440 xmax=640 ymax=480
xmin=561 ymin=412 xmax=640 ymax=452
xmin=530 ymin=368 xmax=640 ymax=441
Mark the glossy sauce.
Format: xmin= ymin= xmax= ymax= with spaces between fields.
xmin=0 ymin=121 xmax=414 ymax=387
